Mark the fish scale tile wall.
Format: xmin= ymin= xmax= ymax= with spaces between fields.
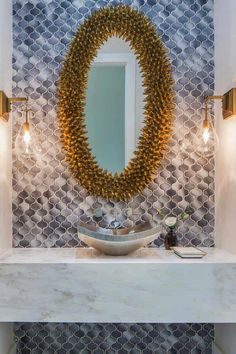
xmin=13 ymin=0 xmax=214 ymax=352
xmin=14 ymin=323 xmax=214 ymax=353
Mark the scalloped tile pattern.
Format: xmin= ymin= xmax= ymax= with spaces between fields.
xmin=13 ymin=0 xmax=214 ymax=352
xmin=14 ymin=323 xmax=214 ymax=353
xmin=13 ymin=0 xmax=215 ymax=249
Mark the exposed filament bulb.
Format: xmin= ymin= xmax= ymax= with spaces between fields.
xmin=202 ymin=119 xmax=210 ymax=144
xmin=14 ymin=101 xmax=41 ymax=158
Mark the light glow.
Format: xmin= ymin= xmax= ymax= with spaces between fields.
xmin=23 ymin=130 xmax=31 ymax=143
xmin=202 ymin=127 xmax=210 ymax=144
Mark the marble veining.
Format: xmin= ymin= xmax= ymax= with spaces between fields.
xmin=0 ymin=248 xmax=235 ymax=323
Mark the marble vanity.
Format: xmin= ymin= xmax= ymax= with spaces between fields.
xmin=0 ymin=247 xmax=235 ymax=323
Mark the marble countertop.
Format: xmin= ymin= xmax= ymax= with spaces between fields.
xmin=0 ymin=247 xmax=236 ymax=323
xmin=0 ymin=247 xmax=235 ymax=264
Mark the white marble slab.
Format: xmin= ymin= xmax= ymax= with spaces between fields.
xmin=0 ymin=247 xmax=236 ymax=323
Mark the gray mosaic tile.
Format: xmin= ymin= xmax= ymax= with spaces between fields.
xmin=12 ymin=0 xmax=215 ymax=249
xmin=13 ymin=0 xmax=215 ymax=352
xmin=14 ymin=323 xmax=214 ymax=353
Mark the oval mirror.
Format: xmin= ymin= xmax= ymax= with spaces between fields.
xmin=85 ymin=37 xmax=144 ymax=175
xmin=59 ymin=6 xmax=174 ymax=201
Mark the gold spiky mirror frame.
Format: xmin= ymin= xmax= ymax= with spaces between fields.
xmin=58 ymin=5 xmax=174 ymax=201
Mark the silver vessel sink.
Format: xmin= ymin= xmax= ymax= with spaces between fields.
xmin=78 ymin=222 xmax=161 ymax=256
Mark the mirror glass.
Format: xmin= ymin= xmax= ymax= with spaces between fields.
xmin=85 ymin=37 xmax=144 ymax=174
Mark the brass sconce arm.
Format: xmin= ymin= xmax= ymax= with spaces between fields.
xmin=0 ymin=90 xmax=28 ymax=122
xmin=204 ymin=95 xmax=223 ymax=104
xmin=204 ymin=89 xmax=236 ymax=120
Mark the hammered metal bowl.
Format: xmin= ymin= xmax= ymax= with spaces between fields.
xmin=78 ymin=222 xmax=161 ymax=256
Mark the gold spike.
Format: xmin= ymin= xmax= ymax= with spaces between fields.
xmin=58 ymin=5 xmax=174 ymax=202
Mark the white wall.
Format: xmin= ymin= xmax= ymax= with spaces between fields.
xmin=0 ymin=0 xmax=12 ymax=251
xmin=0 ymin=0 xmax=14 ymax=353
xmin=214 ymin=0 xmax=236 ymax=352
xmin=215 ymin=0 xmax=236 ymax=254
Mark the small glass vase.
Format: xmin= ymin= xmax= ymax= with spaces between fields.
xmin=164 ymin=228 xmax=178 ymax=250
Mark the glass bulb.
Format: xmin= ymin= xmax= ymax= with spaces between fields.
xmin=180 ymin=105 xmax=219 ymax=158
xmin=180 ymin=134 xmax=195 ymax=155
xmin=14 ymin=112 xmax=42 ymax=159
xmin=193 ymin=118 xmax=219 ymax=158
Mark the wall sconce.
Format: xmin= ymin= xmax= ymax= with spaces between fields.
xmin=182 ymin=88 xmax=236 ymax=158
xmin=0 ymin=90 xmax=41 ymax=158
xmin=194 ymin=95 xmax=222 ymax=158
xmin=0 ymin=90 xmax=27 ymax=121
xmin=196 ymin=89 xmax=236 ymax=157
xmin=222 ymin=88 xmax=236 ymax=119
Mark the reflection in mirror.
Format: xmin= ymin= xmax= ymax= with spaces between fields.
xmin=85 ymin=60 xmax=126 ymax=174
xmin=85 ymin=37 xmax=144 ymax=175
